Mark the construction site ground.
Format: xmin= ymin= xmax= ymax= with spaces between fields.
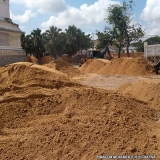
xmin=73 ymin=73 xmax=160 ymax=90
xmin=0 ymin=58 xmax=160 ymax=160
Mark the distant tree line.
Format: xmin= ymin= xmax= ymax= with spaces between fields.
xmin=96 ymin=0 xmax=145 ymax=58
xmin=21 ymin=25 xmax=93 ymax=62
xmin=21 ymin=0 xmax=154 ymax=61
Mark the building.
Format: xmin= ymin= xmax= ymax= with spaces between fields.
xmin=91 ymin=39 xmax=117 ymax=53
xmin=122 ymin=46 xmax=136 ymax=53
xmin=144 ymin=42 xmax=160 ymax=63
xmin=0 ymin=0 xmax=25 ymax=66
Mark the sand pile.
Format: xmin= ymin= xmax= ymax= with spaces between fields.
xmin=0 ymin=86 xmax=159 ymax=159
xmin=80 ymin=58 xmax=154 ymax=76
xmin=117 ymin=79 xmax=160 ymax=110
xmin=0 ymin=61 xmax=159 ymax=159
xmin=0 ymin=62 xmax=81 ymax=92
xmin=79 ymin=59 xmax=110 ymax=73
xmin=44 ymin=60 xmax=81 ymax=77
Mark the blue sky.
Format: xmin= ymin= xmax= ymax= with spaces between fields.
xmin=10 ymin=0 xmax=160 ymax=38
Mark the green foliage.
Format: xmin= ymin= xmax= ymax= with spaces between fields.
xmin=98 ymin=0 xmax=144 ymax=58
xmin=31 ymin=28 xmax=46 ymax=62
xmin=21 ymin=33 xmax=34 ymax=55
xmin=144 ymin=36 xmax=160 ymax=45
xmin=21 ymin=25 xmax=92 ymax=60
xmin=96 ymin=27 xmax=113 ymax=49
xmin=132 ymin=40 xmax=144 ymax=52
xmin=43 ymin=26 xmax=64 ymax=60
xmin=65 ymin=25 xmax=93 ymax=56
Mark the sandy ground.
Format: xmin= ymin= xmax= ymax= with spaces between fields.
xmin=73 ymin=73 xmax=160 ymax=90
xmin=0 ymin=61 xmax=160 ymax=159
xmin=73 ymin=73 xmax=160 ymax=158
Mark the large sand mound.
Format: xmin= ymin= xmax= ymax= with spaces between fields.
xmin=80 ymin=58 xmax=154 ymax=76
xmin=0 ymin=61 xmax=160 ymax=159
xmin=44 ymin=60 xmax=81 ymax=77
xmin=117 ymin=79 xmax=160 ymax=110
xmin=0 ymin=88 xmax=159 ymax=159
xmin=0 ymin=62 xmax=81 ymax=92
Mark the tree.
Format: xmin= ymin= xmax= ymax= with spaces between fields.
xmin=107 ymin=0 xmax=144 ymax=58
xmin=21 ymin=33 xmax=34 ymax=56
xmin=43 ymin=26 xmax=64 ymax=60
xmin=132 ymin=40 xmax=144 ymax=52
xmin=20 ymin=25 xmax=93 ymax=62
xmin=144 ymin=36 xmax=160 ymax=45
xmin=96 ymin=27 xmax=113 ymax=60
xmin=31 ymin=28 xmax=45 ymax=63
xmin=107 ymin=3 xmax=129 ymax=58
xmin=125 ymin=24 xmax=144 ymax=56
xmin=65 ymin=25 xmax=92 ymax=56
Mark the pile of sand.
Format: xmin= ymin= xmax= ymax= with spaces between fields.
xmin=44 ymin=60 xmax=81 ymax=77
xmin=80 ymin=58 xmax=154 ymax=76
xmin=0 ymin=61 xmax=160 ymax=159
xmin=0 ymin=62 xmax=81 ymax=92
xmin=117 ymin=79 xmax=160 ymax=110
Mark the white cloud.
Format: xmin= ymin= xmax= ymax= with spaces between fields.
xmin=41 ymin=0 xmax=119 ymax=30
xmin=11 ymin=0 xmax=66 ymax=13
xmin=10 ymin=10 xmax=36 ymax=23
xmin=140 ymin=0 xmax=160 ymax=35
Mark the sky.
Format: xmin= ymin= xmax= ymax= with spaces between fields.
xmin=9 ymin=0 xmax=160 ymax=39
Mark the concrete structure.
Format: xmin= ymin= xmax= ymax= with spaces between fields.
xmin=0 ymin=0 xmax=10 ymax=19
xmin=0 ymin=0 xmax=25 ymax=66
xmin=92 ymin=39 xmax=117 ymax=53
xmin=122 ymin=46 xmax=136 ymax=53
xmin=144 ymin=42 xmax=160 ymax=63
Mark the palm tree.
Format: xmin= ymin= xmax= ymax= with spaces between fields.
xmin=21 ymin=33 xmax=34 ymax=56
xmin=31 ymin=28 xmax=45 ymax=63
xmin=44 ymin=26 xmax=63 ymax=60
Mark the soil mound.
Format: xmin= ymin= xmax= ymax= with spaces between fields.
xmin=0 ymin=61 xmax=160 ymax=159
xmin=80 ymin=58 xmax=154 ymax=76
xmin=0 ymin=86 xmax=159 ymax=159
xmin=79 ymin=59 xmax=110 ymax=73
xmin=117 ymin=79 xmax=160 ymax=110
xmin=0 ymin=62 xmax=80 ymax=92
xmin=44 ymin=60 xmax=81 ymax=77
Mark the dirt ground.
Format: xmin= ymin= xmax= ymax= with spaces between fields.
xmin=0 ymin=59 xmax=160 ymax=160
xmin=74 ymin=73 xmax=160 ymax=90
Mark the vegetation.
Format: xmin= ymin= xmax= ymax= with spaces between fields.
xmin=21 ymin=25 xmax=93 ymax=61
xmin=144 ymin=36 xmax=160 ymax=45
xmin=21 ymin=0 xmax=147 ymax=61
xmin=131 ymin=36 xmax=160 ymax=52
xmin=96 ymin=27 xmax=113 ymax=59
xmin=97 ymin=0 xmax=144 ymax=58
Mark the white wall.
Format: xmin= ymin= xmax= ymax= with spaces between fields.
xmin=144 ymin=42 xmax=160 ymax=57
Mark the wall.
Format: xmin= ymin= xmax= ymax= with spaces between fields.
xmin=0 ymin=50 xmax=26 ymax=66
xmin=111 ymin=52 xmax=144 ymax=58
xmin=9 ymin=32 xmax=21 ymax=47
xmin=0 ymin=32 xmax=9 ymax=46
xmin=144 ymin=42 xmax=160 ymax=62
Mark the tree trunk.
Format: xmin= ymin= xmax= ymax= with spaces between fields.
xmin=106 ymin=46 xmax=113 ymax=60
xmin=38 ymin=54 xmax=41 ymax=64
xmin=126 ymin=42 xmax=130 ymax=57
xmin=118 ymin=48 xmax=121 ymax=58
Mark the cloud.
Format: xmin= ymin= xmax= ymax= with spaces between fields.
xmin=41 ymin=0 xmax=119 ymax=30
xmin=140 ymin=0 xmax=160 ymax=35
xmin=10 ymin=10 xmax=36 ymax=23
xmin=10 ymin=0 xmax=66 ymax=13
